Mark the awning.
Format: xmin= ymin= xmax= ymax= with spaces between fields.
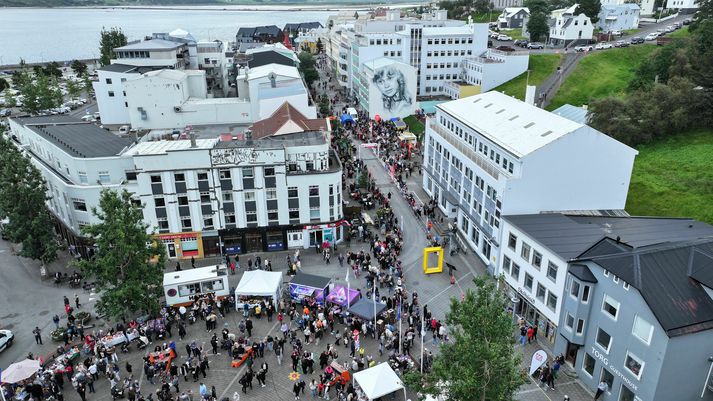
xmin=352 ymin=363 xmax=404 ymax=400
xmin=348 ymin=298 xmax=386 ymax=320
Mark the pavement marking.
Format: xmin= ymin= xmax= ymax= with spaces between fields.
xmin=522 ymin=375 xmax=554 ymax=401
xmin=517 ymin=380 xmax=577 ymax=394
xmin=422 ymin=271 xmax=472 ymax=305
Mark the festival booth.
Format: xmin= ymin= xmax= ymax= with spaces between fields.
xmin=398 ymin=131 xmax=417 ymax=144
xmin=234 ymin=270 xmax=283 ymax=310
xmin=348 ymin=298 xmax=387 ymax=320
xmin=392 ymin=120 xmax=407 ymax=131
xmin=163 ymin=264 xmax=230 ymax=307
xmin=325 ymin=284 xmax=361 ymax=307
xmin=340 ymin=113 xmax=354 ymax=125
xmin=352 ymin=363 xmax=406 ymax=400
xmin=289 ymin=273 xmax=332 ymax=304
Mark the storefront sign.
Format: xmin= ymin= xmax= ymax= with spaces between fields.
xmin=591 ymin=346 xmax=639 ymax=391
xmin=517 ymin=287 xmax=536 ymax=305
xmin=225 ymin=245 xmax=241 ymax=254
xmin=529 ymin=350 xmax=548 ymax=376
xmin=157 ymin=232 xmax=200 ymax=240
xmin=267 ymin=242 xmax=284 ymax=251
xmin=211 ymin=148 xmax=283 ymax=166
xmin=304 ymin=220 xmax=347 ymax=230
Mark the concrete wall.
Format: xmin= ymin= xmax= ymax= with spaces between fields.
xmin=93 ymin=70 xmax=136 ymax=125
xmin=479 ymin=53 xmax=529 ymax=91
xmin=657 ymin=329 xmax=713 ymax=401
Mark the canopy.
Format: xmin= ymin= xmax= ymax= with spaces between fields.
xmin=290 ymin=272 xmax=331 ymax=289
xmin=340 ymin=114 xmax=354 ymax=124
xmin=349 ymin=298 xmax=386 ymax=320
xmin=352 ymin=363 xmax=404 ymax=400
xmin=325 ymin=284 xmax=360 ymax=307
xmin=398 ymin=132 xmax=417 ymax=143
xmin=289 ymin=272 xmax=331 ymax=303
xmin=392 ymin=120 xmax=407 ymax=130
xmin=1 ymin=359 xmax=41 ymax=384
xmin=235 ymin=271 xmax=282 ymax=304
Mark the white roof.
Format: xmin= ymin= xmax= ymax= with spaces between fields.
xmin=503 ymin=7 xmax=530 ymax=15
xmin=142 ymin=69 xmax=188 ymax=81
xmin=163 ymin=265 xmax=225 ymax=286
xmin=422 ymin=25 xmax=473 ymax=36
xmin=352 ymin=363 xmax=404 ymax=400
xmin=363 ymin=57 xmax=401 ymax=71
xmin=235 ymin=270 xmax=283 ymax=297
xmin=247 ymin=64 xmax=301 ymax=81
xmin=437 ymin=91 xmax=583 ymax=158
xmin=123 ymin=138 xmax=217 ymax=156
xmin=115 ymin=39 xmax=183 ymax=51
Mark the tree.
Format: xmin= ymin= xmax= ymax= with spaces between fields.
xmin=43 ymin=62 xmax=63 ymax=79
xmin=405 ymin=277 xmax=523 ymax=401
xmin=99 ymin=27 xmax=128 ymax=67
xmin=4 ymin=91 xmax=16 ymax=108
xmin=576 ymin=0 xmax=601 ymax=24
xmin=690 ymin=0 xmax=713 ymax=31
xmin=16 ymin=72 xmax=63 ymax=115
xmin=75 ymin=189 xmax=166 ymax=321
xmin=0 ymin=133 xmax=58 ymax=267
xmin=523 ymin=0 xmax=548 ymax=14
xmin=0 ymin=78 xmax=8 ymax=93
xmin=527 ymin=12 xmax=550 ymax=42
xmin=298 ymin=51 xmax=319 ymax=89
xmin=70 ymin=60 xmax=88 ymax=76
xmin=318 ymin=94 xmax=331 ymax=117
xmin=66 ymin=79 xmax=82 ymax=100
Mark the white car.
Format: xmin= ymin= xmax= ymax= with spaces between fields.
xmin=575 ymin=45 xmax=594 ymax=52
xmin=645 ymin=32 xmax=659 ymax=41
xmin=594 ymin=42 xmax=613 ymax=50
xmin=0 ymin=329 xmax=14 ymax=352
xmin=610 ymin=30 xmax=623 ymax=36
xmin=497 ymin=34 xmax=512 ymax=41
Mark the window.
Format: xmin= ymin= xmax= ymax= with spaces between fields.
xmin=613 ymin=275 xmax=619 ymax=284
xmin=310 ymin=207 xmax=320 ymax=220
xmin=582 ymin=353 xmax=595 ymax=377
xmin=619 ymin=385 xmax=636 ymax=401
xmin=596 ymin=328 xmax=612 ymax=352
xmin=105 ymin=78 xmax=112 ymax=84
xmin=151 ymin=175 xmax=162 ymax=183
xmin=200 ymin=193 xmax=210 ymax=204
xmin=600 ymin=368 xmax=614 ymax=389
xmin=546 ymin=292 xmax=557 ymax=311
xmin=181 ymin=218 xmax=192 ymax=230
xmin=508 ymin=232 xmax=517 ymax=250
xmin=242 ymin=167 xmax=253 ymax=178
xmin=602 ymin=294 xmax=620 ymax=320
xmin=178 ymin=196 xmax=189 ymax=206
xmin=624 ymin=352 xmax=644 ymax=379
xmin=521 ymin=242 xmax=531 ymax=260
xmin=154 ymin=197 xmax=165 ymax=207
xmin=536 ymin=283 xmax=546 ymax=302
xmin=197 ymin=172 xmax=208 ymax=181
xmin=268 ymin=210 xmax=279 ymax=221
xmin=524 ymin=274 xmax=533 ymax=291
xmin=222 ymin=192 xmax=233 ymax=202
xmin=532 ymin=251 xmax=542 ymax=269
xmin=502 ymin=255 xmax=511 ymax=275
xmin=157 ymin=219 xmax=169 ymax=232
xmin=570 ymin=280 xmax=580 ymax=299
xmin=108 ymin=91 xmax=115 ymax=97
xmin=246 ymin=212 xmax=257 ymax=223
xmin=288 ymin=187 xmax=298 ymax=197
xmin=289 ymin=210 xmax=300 ymax=219
xmin=309 ymin=185 xmax=319 ymax=196
xmin=72 ymin=200 xmax=87 ymax=212
xmin=565 ymin=313 xmax=574 ymax=330
xmin=174 ymin=173 xmax=185 ymax=182
xmin=603 ymin=269 xmax=610 ymax=277
xmin=219 ymin=169 xmax=231 ymax=179
xmin=98 ymin=172 xmax=110 ymax=184
xmin=582 ymin=285 xmax=591 ymax=303
xmin=244 ymin=191 xmax=255 ymax=201
xmin=125 ymin=171 xmax=137 ymax=181
xmin=78 ymin=172 xmax=88 ymax=184
xmin=266 ymin=189 xmax=277 ymax=200
xmin=203 ymin=217 xmax=214 ymax=229
xmin=264 ymin=167 xmax=275 ymax=176
xmin=510 ymin=263 xmax=520 ymax=281
xmin=623 ymin=282 xmax=630 ymax=290
xmin=547 ymin=261 xmax=558 ymax=282
xmin=632 ymin=315 xmax=653 ymax=345
xmin=576 ymin=319 xmax=585 ymax=334
xmin=225 ymin=214 xmax=236 ymax=224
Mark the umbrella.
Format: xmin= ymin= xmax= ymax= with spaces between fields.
xmin=1 ymin=359 xmax=41 ymax=383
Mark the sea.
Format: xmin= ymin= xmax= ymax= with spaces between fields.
xmin=0 ymin=6 xmax=358 ymax=65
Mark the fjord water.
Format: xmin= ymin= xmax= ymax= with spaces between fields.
xmin=0 ymin=7 xmax=335 ymax=65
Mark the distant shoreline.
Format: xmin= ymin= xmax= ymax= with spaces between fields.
xmin=0 ymin=3 xmax=421 ymax=11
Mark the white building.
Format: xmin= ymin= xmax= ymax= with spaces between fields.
xmin=421 ymin=91 xmax=637 ymax=271
xmin=598 ymin=4 xmax=640 ymax=32
xmin=666 ymin=0 xmax=699 ymax=10
xmin=457 ymin=50 xmax=529 ymax=93
xmin=8 ymin=115 xmax=342 ymax=259
xmin=237 ymin=63 xmax=317 ymax=121
xmin=549 ymin=4 xmax=594 ymax=46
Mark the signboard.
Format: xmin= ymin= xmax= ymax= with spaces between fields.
xmin=210 ymin=147 xmax=283 ymax=166
xmin=157 ymin=232 xmax=199 ymax=240
xmin=529 ymin=350 xmax=548 ymax=376
xmin=225 ymin=245 xmax=241 ymax=254
xmin=267 ymin=242 xmax=284 ymax=251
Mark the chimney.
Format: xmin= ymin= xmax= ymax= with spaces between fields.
xmin=189 ymin=133 xmax=197 ymax=148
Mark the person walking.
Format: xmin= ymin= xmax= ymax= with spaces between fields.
xmin=32 ymin=326 xmax=42 ymax=345
xmin=53 ymin=314 xmax=60 ymax=329
xmin=293 ymin=381 xmax=301 ymax=400
xmin=246 ymin=318 xmax=253 ymax=338
xmin=75 ymin=293 xmax=81 ymax=309
xmin=256 ymin=368 xmax=267 ymax=387
xmin=595 ymin=380 xmax=609 ymax=400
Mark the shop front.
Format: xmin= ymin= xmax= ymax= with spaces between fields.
xmin=509 ymin=284 xmax=557 ymax=345
xmin=156 ymin=232 xmax=204 ymax=260
xmin=304 ymin=221 xmax=345 ymax=249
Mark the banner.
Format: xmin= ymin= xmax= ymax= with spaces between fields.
xmin=529 ymin=350 xmax=548 ymax=376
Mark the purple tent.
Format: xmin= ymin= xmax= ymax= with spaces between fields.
xmin=325 ymin=284 xmax=360 ymax=307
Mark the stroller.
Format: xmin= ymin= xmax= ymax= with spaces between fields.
xmin=111 ymin=384 xmax=125 ymax=400
xmin=137 ymin=336 xmax=149 ymax=351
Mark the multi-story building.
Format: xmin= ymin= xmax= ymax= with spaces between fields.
xmin=235 ymin=26 xmax=284 ymax=44
xmin=421 ymin=91 xmax=637 ymax=271
xmin=665 ymin=0 xmax=699 ymax=12
xmin=500 ymin=212 xmax=713 ymax=401
xmin=497 ymin=7 xmax=530 ymax=29
xmin=549 ymin=4 xmax=594 ymax=46
xmin=8 ymin=115 xmax=341 ymax=259
xmin=597 ymin=4 xmax=640 ymax=32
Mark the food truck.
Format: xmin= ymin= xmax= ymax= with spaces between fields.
xmin=163 ymin=265 xmax=230 ymax=307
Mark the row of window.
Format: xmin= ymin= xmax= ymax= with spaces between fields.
xmin=425 ymin=74 xmax=458 ymax=81
xmin=151 ymin=167 xmax=276 ymax=184
xmin=503 ymin=255 xmax=559 ymax=311
xmin=426 ymin=49 xmax=472 ymax=57
xmin=426 ymin=37 xmax=473 ymax=45
xmin=591 ymin=328 xmax=647 ymax=380
xmin=508 ymin=232 xmax=558 ymax=281
xmin=439 ymin=115 xmax=515 ymax=174
xmin=368 ymin=38 xmax=401 ymax=46
xmin=382 ymin=51 xmax=403 ymax=57
xmin=425 ymin=62 xmax=459 ymax=70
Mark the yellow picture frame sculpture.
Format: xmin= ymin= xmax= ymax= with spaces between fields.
xmin=423 ymin=246 xmax=444 ymax=274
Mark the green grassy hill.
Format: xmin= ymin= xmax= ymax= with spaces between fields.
xmin=493 ymin=54 xmax=562 ymax=101
xmin=626 ymin=130 xmax=713 ymax=225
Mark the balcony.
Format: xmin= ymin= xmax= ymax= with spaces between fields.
xmin=429 ymin=121 xmax=500 ymax=180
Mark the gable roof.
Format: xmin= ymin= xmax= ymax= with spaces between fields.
xmin=247 ymin=50 xmax=297 ymax=69
xmin=576 ymin=239 xmax=713 ymax=337
xmin=250 ymin=102 xmax=327 ymax=140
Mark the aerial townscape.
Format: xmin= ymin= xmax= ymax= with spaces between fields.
xmin=0 ymin=0 xmax=712 ymax=401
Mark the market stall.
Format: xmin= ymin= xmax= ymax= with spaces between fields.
xmin=352 ymin=363 xmax=405 ymax=400
xmin=325 ymin=284 xmax=360 ymax=307
xmin=234 ymin=270 xmax=283 ymax=310
xmin=163 ymin=264 xmax=230 ymax=307
xmin=99 ymin=329 xmax=139 ymax=347
xmin=289 ymin=273 xmax=332 ymax=304
xmin=348 ymin=298 xmax=387 ymax=321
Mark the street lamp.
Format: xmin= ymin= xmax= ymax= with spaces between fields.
xmin=701 ymin=356 xmax=713 ymax=398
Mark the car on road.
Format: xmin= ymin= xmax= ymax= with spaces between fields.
xmin=614 ymin=40 xmax=630 ymax=47
xmin=610 ymin=30 xmax=623 ymax=36
xmin=0 ymin=109 xmax=11 ymax=117
xmin=497 ymin=34 xmax=512 ymax=41
xmin=514 ymin=39 xmax=528 ymax=47
xmin=527 ymin=42 xmax=545 ymax=49
xmin=645 ymin=32 xmax=660 ymax=41
xmin=0 ymin=329 xmax=14 ymax=352
xmin=575 ymin=45 xmax=594 ymax=52
xmin=594 ymin=42 xmax=614 ymax=50
xmin=656 ymin=28 xmax=667 ymax=36
xmin=630 ymin=36 xmax=645 ymax=44
xmin=489 ymin=31 xmax=500 ymax=39
xmin=495 ymin=45 xmax=516 ymax=52
xmin=683 ymin=18 xmax=692 ymax=25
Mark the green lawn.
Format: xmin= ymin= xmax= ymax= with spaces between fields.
xmin=493 ymin=54 xmax=562 ymax=100
xmin=546 ymin=45 xmax=656 ymax=110
xmin=623 ymin=29 xmax=641 ymax=36
xmin=403 ymin=115 xmax=425 ymax=136
xmin=669 ymin=27 xmax=690 ymax=38
xmin=626 ymin=130 xmax=713 ymax=225
xmin=469 ymin=11 xmax=496 ymax=23
xmin=499 ymin=29 xmax=526 ymax=40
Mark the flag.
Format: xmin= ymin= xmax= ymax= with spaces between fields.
xmin=396 ymin=299 xmax=401 ymax=320
xmin=345 ymin=266 xmax=350 ymax=284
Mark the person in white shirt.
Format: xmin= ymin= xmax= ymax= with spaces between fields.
xmin=595 ymin=380 xmax=609 ymax=399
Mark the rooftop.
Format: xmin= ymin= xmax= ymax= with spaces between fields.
xmin=437 ymin=91 xmax=583 ymax=158
xmin=216 ymin=130 xmax=327 ymax=149
xmin=247 ymin=63 xmax=301 ymax=80
xmin=250 ymin=102 xmax=328 ymax=140
xmin=98 ymin=63 xmax=140 ymax=74
xmin=115 ymin=39 xmax=185 ymax=52
xmin=551 ymin=104 xmax=588 ymax=124
xmin=12 ymin=115 xmax=133 ymax=158
xmin=122 ymin=138 xmax=218 ymax=156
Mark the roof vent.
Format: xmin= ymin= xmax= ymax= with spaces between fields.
xmin=541 ymin=130 xmax=553 ymax=137
xmin=496 ymin=109 xmax=505 ymax=114
xmin=524 ymin=122 xmax=535 ymax=128
xmin=472 ymin=98 xmax=482 ymax=104
xmin=484 ymin=103 xmax=493 ymax=108
xmin=508 ymin=115 xmax=518 ymax=121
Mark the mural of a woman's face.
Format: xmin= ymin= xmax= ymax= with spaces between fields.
xmin=374 ymin=68 xmax=399 ymax=97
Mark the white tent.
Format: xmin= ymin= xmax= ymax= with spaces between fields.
xmin=353 ymin=363 xmax=405 ymax=400
xmin=234 ymin=270 xmax=283 ymax=309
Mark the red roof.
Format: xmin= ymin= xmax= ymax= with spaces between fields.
xmin=250 ymin=102 xmax=328 ymax=139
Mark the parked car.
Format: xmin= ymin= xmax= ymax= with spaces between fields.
xmin=645 ymin=32 xmax=660 ymax=41
xmin=683 ymin=18 xmax=692 ymax=25
xmin=630 ymin=36 xmax=645 ymax=44
xmin=0 ymin=109 xmax=11 ymax=117
xmin=495 ymin=45 xmax=516 ymax=52
xmin=487 ymin=40 xmax=493 ymax=48
xmin=610 ymin=30 xmax=623 ymax=36
xmin=614 ymin=40 xmax=630 ymax=47
xmin=0 ymin=329 xmax=14 ymax=352
xmin=527 ymin=42 xmax=544 ymax=49
xmin=673 ymin=22 xmax=683 ymax=28
xmin=665 ymin=25 xmax=676 ymax=32
xmin=497 ymin=34 xmax=512 ymax=41
xmin=93 ymin=111 xmax=101 ymax=120
xmin=574 ymin=45 xmax=594 ymax=52
xmin=656 ymin=28 xmax=667 ymax=36
xmin=489 ymin=31 xmax=500 ymax=39
xmin=514 ymin=39 xmax=529 ymax=47
xmin=81 ymin=114 xmax=95 ymax=122
xmin=594 ymin=42 xmax=613 ymax=50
